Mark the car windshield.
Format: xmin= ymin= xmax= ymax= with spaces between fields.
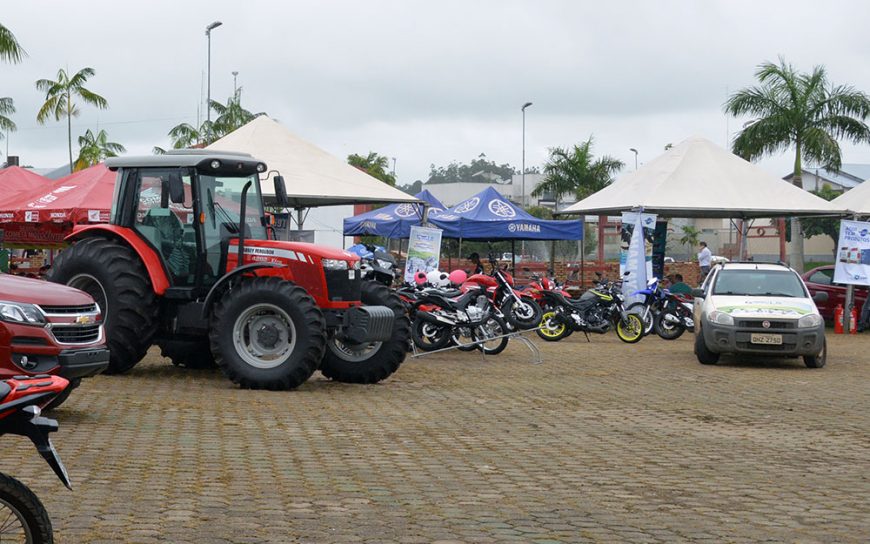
xmin=712 ymin=269 xmax=807 ymax=298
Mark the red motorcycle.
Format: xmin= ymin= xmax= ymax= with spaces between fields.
xmin=0 ymin=375 xmax=72 ymax=543
xmin=461 ymin=255 xmax=543 ymax=330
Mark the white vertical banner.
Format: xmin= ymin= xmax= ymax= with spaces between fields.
xmin=833 ymin=220 xmax=870 ymax=286
xmin=622 ymin=212 xmax=654 ymax=304
xmin=404 ymin=226 xmax=443 ymax=284
xmin=619 ymin=212 xmax=656 ymax=278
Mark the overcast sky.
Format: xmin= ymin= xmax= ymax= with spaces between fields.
xmin=3 ymin=0 xmax=870 ymax=185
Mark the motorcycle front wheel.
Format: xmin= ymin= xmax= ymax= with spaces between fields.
xmin=654 ymin=310 xmax=686 ymax=340
xmin=0 ymin=473 xmax=54 ymax=543
xmin=615 ymin=313 xmax=644 ymax=344
xmin=536 ymin=310 xmax=570 ymax=342
xmin=502 ymin=297 xmax=543 ymax=330
xmin=626 ymin=302 xmax=654 ymax=336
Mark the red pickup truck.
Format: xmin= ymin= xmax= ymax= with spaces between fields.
xmin=802 ymin=265 xmax=868 ymax=322
xmin=0 ymin=273 xmax=109 ymax=407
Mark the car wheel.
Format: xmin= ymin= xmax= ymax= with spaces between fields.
xmin=803 ymin=337 xmax=827 ymax=368
xmin=694 ymin=330 xmax=720 ymax=365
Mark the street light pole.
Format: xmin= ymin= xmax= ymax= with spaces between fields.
xmin=521 ymin=102 xmax=533 ymax=208
xmin=391 ymin=157 xmax=397 ymax=177
xmin=232 ymin=71 xmax=239 ymax=94
xmin=629 ymin=148 xmax=638 ymax=171
xmin=205 ymin=21 xmax=223 ymax=124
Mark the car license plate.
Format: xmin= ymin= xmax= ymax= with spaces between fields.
xmin=750 ymin=333 xmax=782 ymax=345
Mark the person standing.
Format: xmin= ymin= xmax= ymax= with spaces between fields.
xmin=697 ymin=241 xmax=712 ymax=282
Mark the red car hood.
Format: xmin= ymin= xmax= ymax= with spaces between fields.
xmin=0 ymin=274 xmax=95 ymax=307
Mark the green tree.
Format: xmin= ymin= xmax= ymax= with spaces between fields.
xmin=532 ymin=136 xmax=624 ymax=211
xmin=679 ymin=225 xmax=701 ymax=261
xmin=348 ymin=152 xmax=396 ymax=185
xmin=427 ymin=153 xmax=517 ymax=184
xmin=724 ymin=57 xmax=870 ymax=272
xmin=0 ymin=22 xmax=26 ymax=63
xmin=35 ymin=67 xmax=108 ymax=173
xmin=800 ymin=185 xmax=841 ymax=258
xmin=164 ymin=89 xmax=263 ymax=150
xmin=210 ymin=88 xmax=263 ymax=136
xmin=0 ymin=97 xmax=15 ymax=152
xmin=0 ymin=22 xmax=24 ymax=157
xmin=74 ymin=129 xmax=125 ymax=171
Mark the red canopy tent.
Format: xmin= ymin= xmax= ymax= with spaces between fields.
xmin=0 ymin=163 xmax=116 ymax=248
xmin=0 ymin=166 xmax=51 ymax=211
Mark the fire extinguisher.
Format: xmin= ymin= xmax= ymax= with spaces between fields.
xmin=834 ymin=304 xmax=844 ymax=334
xmin=850 ymin=306 xmax=858 ymax=335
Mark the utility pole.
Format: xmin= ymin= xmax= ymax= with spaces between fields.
xmin=205 ymin=21 xmax=223 ymax=123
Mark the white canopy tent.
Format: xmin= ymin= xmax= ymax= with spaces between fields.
xmin=831 ymin=178 xmax=870 ymax=217
xmin=207 ymin=116 xmax=417 ymax=247
xmin=557 ymin=136 xmax=843 ymax=219
xmin=208 ymin=116 xmax=416 ymax=207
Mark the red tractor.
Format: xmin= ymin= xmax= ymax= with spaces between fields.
xmin=47 ymin=150 xmax=409 ymax=389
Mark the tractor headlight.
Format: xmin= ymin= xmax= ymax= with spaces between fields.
xmin=709 ymin=310 xmax=734 ymax=326
xmin=322 ymin=259 xmax=349 ymax=270
xmin=798 ymin=314 xmax=823 ymax=328
xmin=0 ymin=301 xmax=46 ymax=326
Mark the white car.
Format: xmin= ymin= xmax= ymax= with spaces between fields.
xmin=692 ymin=262 xmax=828 ymax=368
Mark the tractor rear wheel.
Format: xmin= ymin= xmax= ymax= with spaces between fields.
xmin=320 ymin=281 xmax=409 ymax=384
xmin=210 ymin=277 xmax=325 ymax=390
xmin=47 ymin=237 xmax=158 ymax=374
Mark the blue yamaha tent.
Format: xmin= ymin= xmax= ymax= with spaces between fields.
xmin=343 ymin=190 xmax=445 ymax=238
xmin=429 ymin=187 xmax=582 ymax=241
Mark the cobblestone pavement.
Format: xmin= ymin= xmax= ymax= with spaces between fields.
xmin=2 ymin=333 xmax=868 ymax=543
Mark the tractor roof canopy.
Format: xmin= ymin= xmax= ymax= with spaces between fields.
xmin=105 ymin=150 xmax=267 ymax=177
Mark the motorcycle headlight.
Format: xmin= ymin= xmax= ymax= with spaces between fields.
xmin=798 ymin=314 xmax=823 ymax=328
xmin=709 ymin=310 xmax=734 ymax=326
xmin=0 ymin=301 xmax=46 ymax=326
xmin=322 ymin=259 xmax=349 ymax=270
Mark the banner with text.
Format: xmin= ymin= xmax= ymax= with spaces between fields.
xmin=834 ymin=219 xmax=870 ymax=286
xmin=619 ymin=212 xmax=656 ymax=279
xmin=404 ymin=226 xmax=443 ymax=284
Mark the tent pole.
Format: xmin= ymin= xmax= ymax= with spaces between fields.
xmin=511 ymin=240 xmax=516 ymax=272
xmin=459 ymin=238 xmax=463 ymax=266
xmin=597 ymin=215 xmax=605 ymax=266
xmin=738 ymin=219 xmax=750 ymax=261
xmin=580 ymin=228 xmax=585 ymax=288
xmin=844 ymin=214 xmax=859 ymax=333
xmin=778 ymin=218 xmax=786 ymax=262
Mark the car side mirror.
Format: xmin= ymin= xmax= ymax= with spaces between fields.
xmin=167 ymin=173 xmax=185 ymax=204
xmin=812 ymin=291 xmax=828 ymax=303
xmin=273 ymin=175 xmax=289 ymax=208
xmin=691 ymin=288 xmax=705 ymax=298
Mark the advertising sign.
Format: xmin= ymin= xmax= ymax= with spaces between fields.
xmin=834 ymin=220 xmax=870 ymax=286
xmin=404 ymin=226 xmax=443 ymax=284
xmin=619 ymin=212 xmax=656 ymax=278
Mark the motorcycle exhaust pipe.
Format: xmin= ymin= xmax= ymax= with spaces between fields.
xmin=416 ymin=311 xmax=456 ymax=327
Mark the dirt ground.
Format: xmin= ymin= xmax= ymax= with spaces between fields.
xmin=2 ymin=332 xmax=868 ymax=543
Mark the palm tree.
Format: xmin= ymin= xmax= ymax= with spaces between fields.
xmin=679 ymin=225 xmax=701 ymax=261
xmin=724 ymin=57 xmax=870 ymax=271
xmin=0 ymin=22 xmax=26 ymax=63
xmin=36 ymin=67 xmax=109 ymax=173
xmin=210 ymin=88 xmax=263 ymax=136
xmin=0 ymin=97 xmax=15 ymax=152
xmin=74 ymin=129 xmax=125 ymax=171
xmin=532 ymin=136 xmax=623 ymax=211
xmin=348 ymin=152 xmax=396 ymax=185
xmin=533 ymin=136 xmax=623 ymax=259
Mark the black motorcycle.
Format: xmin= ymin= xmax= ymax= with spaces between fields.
xmin=410 ymin=286 xmax=510 ymax=355
xmin=535 ymin=275 xmax=644 ymax=343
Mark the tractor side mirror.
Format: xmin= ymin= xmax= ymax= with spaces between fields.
xmin=273 ymin=175 xmax=289 ymax=208
xmin=167 ymin=173 xmax=185 ymax=204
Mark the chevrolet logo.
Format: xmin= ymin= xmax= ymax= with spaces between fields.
xmin=75 ymin=315 xmax=95 ymax=325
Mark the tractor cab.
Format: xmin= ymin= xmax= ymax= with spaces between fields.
xmin=105 ymin=150 xmax=275 ymax=292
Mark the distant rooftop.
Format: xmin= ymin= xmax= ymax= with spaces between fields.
xmin=784 ymin=163 xmax=870 ymax=189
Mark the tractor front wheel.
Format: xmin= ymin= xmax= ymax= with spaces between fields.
xmin=320 ymin=281 xmax=409 ymax=384
xmin=210 ymin=277 xmax=325 ymax=390
xmin=47 ymin=237 xmax=158 ymax=374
